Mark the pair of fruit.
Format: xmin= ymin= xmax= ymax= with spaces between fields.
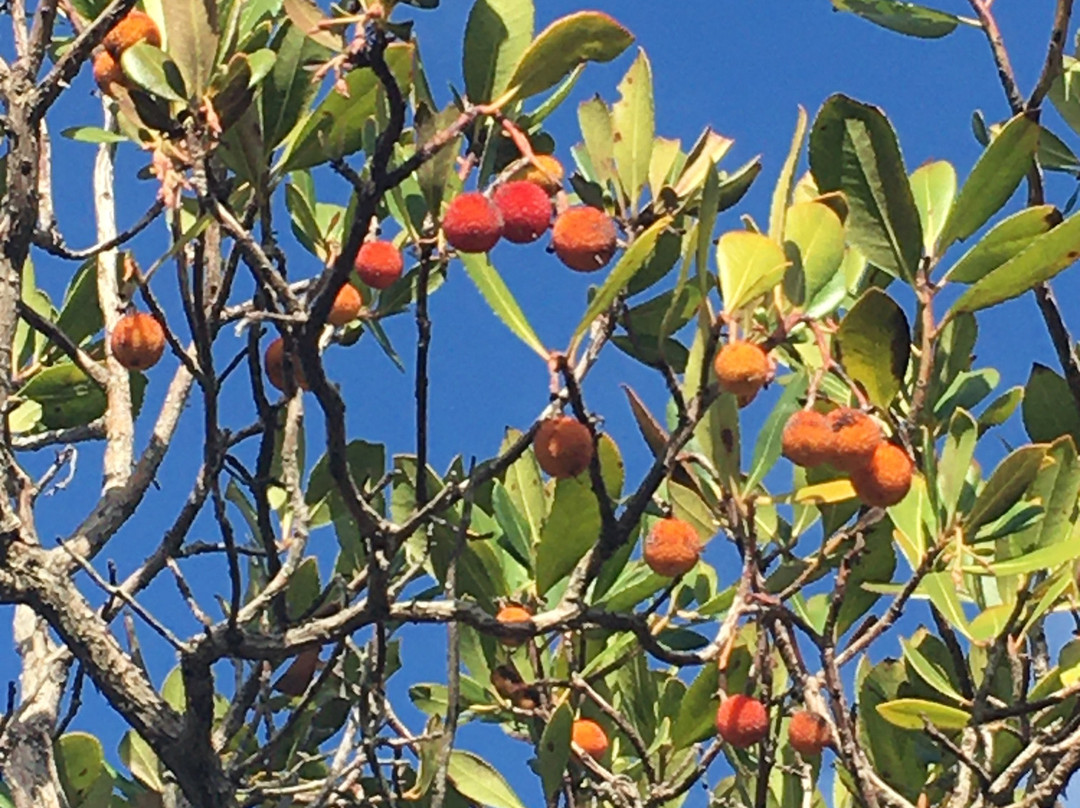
xmin=93 ymin=10 xmax=161 ymax=95
xmin=781 ymin=406 xmax=913 ymax=507
xmin=716 ymin=695 xmax=830 ymax=756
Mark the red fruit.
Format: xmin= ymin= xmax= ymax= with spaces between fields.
xmin=110 ymin=311 xmax=165 ymax=371
xmin=713 ymin=341 xmax=771 ymax=399
xmin=328 ymin=283 xmax=363 ymax=326
xmin=494 ymin=604 xmax=533 ymax=647
xmin=264 ymin=337 xmax=309 ymax=393
xmin=850 ymin=442 xmax=914 ymax=508
xmin=551 ymin=206 xmax=617 ymax=272
xmin=103 ymin=10 xmax=161 ymax=58
xmin=643 ymin=518 xmax=700 ymax=577
xmin=354 ymin=241 xmax=403 ymax=290
xmin=716 ymin=694 xmax=769 ymax=749
xmin=571 ymin=718 xmax=609 ymax=758
xmin=492 ymin=181 xmax=552 ymax=244
xmin=442 ymin=192 xmax=504 ymax=253
xmin=825 ymin=408 xmax=883 ymax=472
xmin=534 ymin=415 xmax=593 ymax=479
xmin=781 ymin=409 xmax=834 ymax=468
xmin=788 ymin=710 xmax=830 ymax=756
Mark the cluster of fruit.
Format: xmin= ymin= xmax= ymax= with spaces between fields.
xmin=441 ymin=156 xmax=618 ymax=273
xmin=716 ymin=694 xmax=831 ymax=757
xmin=712 ymin=338 xmax=913 ymax=508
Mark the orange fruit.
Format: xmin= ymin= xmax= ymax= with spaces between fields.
xmin=110 ymin=311 xmax=165 ymax=371
xmin=509 ymin=154 xmax=564 ymax=195
xmin=534 ymin=415 xmax=593 ymax=479
xmin=825 ymin=407 xmax=882 ymax=472
xmin=643 ymin=517 xmax=700 ymax=577
xmin=328 ymin=283 xmax=362 ymax=326
xmin=494 ymin=604 xmax=533 ymax=647
xmin=713 ymin=341 xmax=770 ymax=399
xmin=264 ymin=337 xmax=309 ymax=393
xmin=551 ymin=206 xmax=617 ymax=272
xmin=571 ymin=718 xmax=609 ymax=758
xmin=781 ymin=409 xmax=834 ymax=468
xmin=103 ymin=10 xmax=161 ymax=58
xmin=93 ymin=50 xmax=125 ymax=95
xmin=716 ymin=694 xmax=769 ymax=749
xmin=850 ymin=442 xmax=913 ymax=507
xmin=788 ymin=710 xmax=830 ymax=756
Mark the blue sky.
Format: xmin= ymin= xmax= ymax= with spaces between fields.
xmin=2 ymin=1 xmax=1072 ymax=805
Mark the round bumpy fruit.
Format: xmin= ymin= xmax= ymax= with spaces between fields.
xmin=327 ymin=283 xmax=363 ymax=326
xmin=782 ymin=409 xmax=834 ymax=468
xmin=571 ymin=718 xmax=609 ymax=759
xmin=103 ymin=10 xmax=162 ymax=58
xmin=442 ymin=193 xmax=504 ymax=253
xmin=825 ymin=408 xmax=883 ymax=472
xmin=551 ymin=206 xmax=618 ymax=272
xmin=510 ymin=154 xmax=564 ymax=195
xmin=264 ymin=337 xmax=310 ymax=393
xmin=93 ymin=51 xmax=125 ymax=95
xmin=534 ymin=415 xmax=593 ymax=479
xmin=110 ymin=311 xmax=165 ymax=371
xmin=850 ymin=442 xmax=913 ymax=508
xmin=788 ymin=710 xmax=830 ymax=757
xmin=716 ymin=694 xmax=769 ymax=749
xmin=643 ymin=518 xmax=701 ymax=578
xmin=713 ymin=341 xmax=770 ymax=399
xmin=354 ymin=241 xmax=403 ymax=290
xmin=494 ymin=604 xmax=533 ymax=647
xmin=492 ymin=181 xmax=552 ymax=244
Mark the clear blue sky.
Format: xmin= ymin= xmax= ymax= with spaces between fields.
xmin=2 ymin=2 xmax=1069 ymax=805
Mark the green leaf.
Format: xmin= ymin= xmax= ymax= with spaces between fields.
xmin=901 ymin=638 xmax=965 ymax=703
xmin=120 ymin=42 xmax=188 ymax=102
xmin=611 ymin=49 xmax=654 ymax=210
xmin=505 ymin=11 xmax=634 ymax=100
xmin=672 ymin=654 xmax=720 ymax=748
xmin=979 ymin=386 xmax=1023 ymax=433
xmin=747 ymin=373 xmax=808 ymax=492
xmin=277 ymin=43 xmax=414 ymax=172
xmin=938 ymin=409 xmax=977 ymax=525
xmin=285 ymin=557 xmax=321 ymax=620
xmin=983 ymin=540 xmax=1080 ymax=577
xmin=769 ymin=106 xmax=809 ymax=241
xmin=281 ymin=0 xmax=343 ymax=51
xmin=717 ymin=230 xmax=789 ymax=313
xmin=500 ymin=427 xmax=546 ymax=543
xmin=909 ymin=160 xmax=955 ymax=255
xmin=57 ymin=732 xmax=105 ymax=798
xmin=261 ymin=21 xmax=333 ymax=150
xmin=160 ymin=0 xmax=219 ymax=97
xmin=535 ymin=435 xmax=623 ymax=594
xmin=831 ymin=0 xmax=960 ymax=38
xmin=571 ymin=215 xmax=671 ymax=342
xmin=1049 ymin=57 xmax=1080 ymax=139
xmin=18 ymin=363 xmax=139 ymax=430
xmin=462 ymin=0 xmax=533 ymax=103
xmin=965 ymin=445 xmax=1048 ymax=535
xmin=943 ymin=205 xmax=1061 ymax=284
xmin=835 ymin=288 xmax=910 ymax=409
xmin=1022 ymin=364 xmax=1080 ymax=446
xmin=921 ymin=572 xmax=971 ymax=638
xmin=55 ymin=259 xmax=103 ymax=350
xmin=578 ymin=95 xmax=617 ymax=190
xmin=448 ymin=750 xmax=528 ymax=808
xmin=305 ymin=440 xmax=385 ymax=527
xmin=784 ymin=201 xmax=845 ymax=312
xmin=537 ymin=703 xmax=572 ymax=799
xmin=809 ymin=94 xmax=923 ymax=281
xmin=948 ymin=208 xmax=1080 ymax=318
xmin=460 ymin=252 xmax=547 ymax=358
xmin=60 ymin=126 xmax=127 ymax=144
xmin=937 ymin=113 xmax=1039 ymax=251
xmin=1010 ymin=437 xmax=1080 ymax=551
xmin=876 ymin=698 xmax=969 ymax=730
xmin=118 ymin=731 xmax=164 ymax=792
